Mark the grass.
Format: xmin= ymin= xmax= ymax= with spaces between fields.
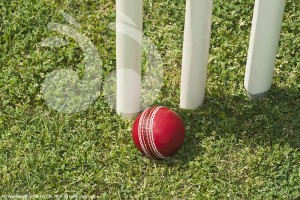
xmin=0 ymin=0 xmax=299 ymax=199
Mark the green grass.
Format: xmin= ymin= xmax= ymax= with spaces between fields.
xmin=0 ymin=0 xmax=299 ymax=199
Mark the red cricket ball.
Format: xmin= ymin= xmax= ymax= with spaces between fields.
xmin=132 ymin=106 xmax=185 ymax=159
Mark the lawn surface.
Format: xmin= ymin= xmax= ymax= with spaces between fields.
xmin=0 ymin=0 xmax=300 ymax=199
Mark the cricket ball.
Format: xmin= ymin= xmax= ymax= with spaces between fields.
xmin=132 ymin=106 xmax=185 ymax=159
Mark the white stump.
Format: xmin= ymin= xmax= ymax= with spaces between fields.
xmin=244 ymin=0 xmax=287 ymax=99
xmin=116 ymin=0 xmax=143 ymax=118
xmin=180 ymin=0 xmax=214 ymax=109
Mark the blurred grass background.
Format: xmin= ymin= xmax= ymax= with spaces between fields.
xmin=0 ymin=0 xmax=299 ymax=198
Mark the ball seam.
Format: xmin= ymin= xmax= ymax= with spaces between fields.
xmin=149 ymin=106 xmax=167 ymax=159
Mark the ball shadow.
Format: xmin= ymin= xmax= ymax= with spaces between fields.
xmin=166 ymin=85 xmax=300 ymax=164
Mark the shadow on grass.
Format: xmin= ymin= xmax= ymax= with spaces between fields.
xmin=167 ymin=85 xmax=300 ymax=164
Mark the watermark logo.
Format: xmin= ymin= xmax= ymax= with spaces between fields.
xmin=40 ymin=11 xmax=163 ymax=114
xmin=40 ymin=12 xmax=102 ymax=114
